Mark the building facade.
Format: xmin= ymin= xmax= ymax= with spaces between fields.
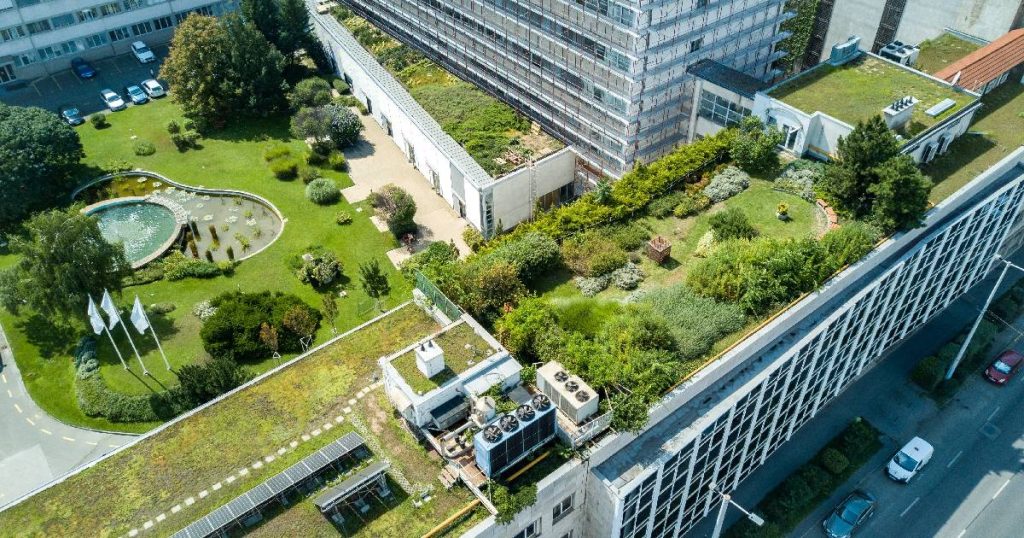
xmin=463 ymin=150 xmax=1024 ymax=538
xmin=0 ymin=0 xmax=236 ymax=85
xmin=338 ymin=0 xmax=793 ymax=178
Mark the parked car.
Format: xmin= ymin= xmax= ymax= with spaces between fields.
xmin=886 ymin=437 xmax=933 ymax=483
xmin=59 ymin=106 xmax=84 ymax=126
xmin=823 ymin=490 xmax=876 ymax=538
xmin=124 ymin=85 xmax=149 ymax=105
xmin=71 ymin=58 xmax=96 ymax=79
xmin=140 ymin=78 xmax=165 ymax=98
xmin=315 ymin=0 xmax=336 ymax=14
xmin=130 ymin=41 xmax=156 ymax=63
xmin=984 ymin=349 xmax=1024 ymax=385
xmin=100 ymin=89 xmax=126 ymax=111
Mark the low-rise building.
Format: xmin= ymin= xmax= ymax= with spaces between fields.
xmin=935 ymin=29 xmax=1024 ymax=94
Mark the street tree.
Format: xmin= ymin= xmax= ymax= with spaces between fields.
xmin=0 ymin=207 xmax=129 ymax=319
xmin=0 ymin=104 xmax=84 ymax=229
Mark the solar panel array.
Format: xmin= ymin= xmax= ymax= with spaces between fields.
xmin=314 ymin=460 xmax=391 ymax=511
xmin=172 ymin=432 xmax=365 ymax=538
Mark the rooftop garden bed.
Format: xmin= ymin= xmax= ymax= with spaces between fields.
xmin=914 ymin=32 xmax=982 ymax=74
xmin=390 ymin=321 xmax=496 ymax=394
xmin=0 ymin=304 xmax=450 ymax=536
xmin=332 ymin=8 xmax=563 ymax=177
xmin=769 ymin=55 xmax=975 ymax=137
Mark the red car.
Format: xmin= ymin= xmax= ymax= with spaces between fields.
xmin=984 ymin=350 xmax=1024 ymax=385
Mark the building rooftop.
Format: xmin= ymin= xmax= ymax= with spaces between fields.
xmin=687 ymin=59 xmax=768 ymax=98
xmin=915 ymin=31 xmax=984 ymax=74
xmin=389 ymin=321 xmax=497 ymax=394
xmin=935 ymin=29 xmax=1024 ymax=92
xmin=769 ymin=53 xmax=976 ymax=136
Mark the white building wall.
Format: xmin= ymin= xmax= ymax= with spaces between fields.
xmin=490 ymin=148 xmax=576 ymax=233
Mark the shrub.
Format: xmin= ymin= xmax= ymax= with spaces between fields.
xmin=575 ymin=274 xmax=610 ymax=296
xmin=270 ymin=158 xmax=299 ymax=180
xmin=331 ymin=78 xmax=350 ymax=94
xmin=174 ymin=359 xmax=251 ymax=408
xmin=161 ymin=251 xmax=223 ymax=281
xmin=166 ymin=120 xmax=181 ymax=134
xmin=562 ymin=232 xmax=627 ymax=277
xmin=820 ymin=222 xmax=881 ymax=272
xmin=482 ymin=231 xmax=561 ymax=282
xmin=647 ymin=190 xmax=690 ymax=218
xmin=797 ymin=464 xmax=833 ymax=497
xmin=200 ymin=291 xmax=321 ymax=362
xmin=306 ymin=149 xmax=329 ymax=166
xmin=298 ymin=165 xmax=321 ymax=184
xmin=335 ymin=211 xmax=353 ymax=225
xmin=328 ymin=151 xmax=347 ymax=171
xmin=709 ymin=208 xmax=758 ymax=241
xmin=492 ymin=483 xmax=537 ymax=525
xmin=76 ymin=366 xmax=175 ymax=422
xmin=775 ymin=160 xmax=822 ymax=201
xmin=288 ymin=77 xmax=333 ymax=110
xmin=296 ymin=248 xmax=342 ymax=287
xmin=640 ymin=285 xmax=745 ymax=361
xmin=192 ymin=300 xmax=217 ymax=321
xmin=703 ymin=166 xmax=750 ymax=202
xmin=171 ymin=130 xmax=200 ymax=151
xmin=371 ymin=184 xmax=417 ymax=236
xmin=306 ymin=178 xmax=340 ymax=205
xmin=673 ymin=192 xmax=712 ymax=218
xmin=610 ymin=262 xmax=644 ymax=290
xmin=693 ymin=230 xmax=715 ymax=258
xmin=730 ymin=116 xmax=784 ymax=175
xmin=603 ymin=222 xmax=651 ymax=251
xmin=494 ymin=299 xmax=556 ymax=359
xmin=133 ymin=139 xmax=156 ymax=156
xmin=183 ymin=119 xmax=198 ymax=132
xmin=102 ymin=159 xmax=134 ymax=174
xmin=90 ymin=113 xmax=108 ymax=129
xmin=463 ymin=227 xmax=486 ymax=251
xmin=837 ymin=418 xmax=880 ymax=462
xmin=263 ymin=143 xmax=292 ymax=162
xmin=149 ymin=302 xmax=176 ymax=315
xmin=217 ymin=260 xmax=236 ymax=275
xmin=820 ymin=447 xmax=850 ymax=476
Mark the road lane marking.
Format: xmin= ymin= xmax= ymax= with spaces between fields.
xmin=6 ymin=389 xmax=11 ymax=398
xmin=62 ymin=436 xmax=75 ymax=442
xmin=948 ymin=450 xmax=964 ymax=468
xmin=987 ymin=406 xmax=1001 ymax=422
xmin=86 ymin=441 xmax=97 ymax=446
xmin=900 ymin=497 xmax=920 ymax=517
xmin=25 ymin=417 xmax=35 ymax=426
xmin=2 ymin=373 xmax=7 ymax=383
xmin=993 ymin=479 xmax=1011 ymax=499
xmin=957 ymin=530 xmax=966 ymax=538
xmin=14 ymin=403 xmax=21 ymax=413
xmin=39 ymin=428 xmax=52 ymax=435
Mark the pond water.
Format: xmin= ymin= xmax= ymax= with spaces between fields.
xmin=90 ymin=202 xmax=179 ymax=265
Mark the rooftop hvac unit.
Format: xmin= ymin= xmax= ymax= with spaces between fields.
xmin=878 ymin=41 xmax=920 ymax=67
xmin=473 ymin=398 xmax=556 ymax=478
xmin=415 ymin=340 xmax=445 ymax=379
xmin=537 ymin=361 xmax=600 ymax=425
xmin=828 ymin=36 xmax=862 ymax=66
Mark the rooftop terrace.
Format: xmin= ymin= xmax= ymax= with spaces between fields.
xmin=769 ymin=54 xmax=976 ymax=136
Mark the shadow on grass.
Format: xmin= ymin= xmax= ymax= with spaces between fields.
xmin=15 ymin=314 xmax=77 ymax=359
xmin=923 ymin=134 xmax=998 ymax=185
xmin=202 ymin=113 xmax=295 ymax=144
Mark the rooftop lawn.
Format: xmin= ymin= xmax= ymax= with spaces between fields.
xmin=914 ymin=33 xmax=981 ymax=74
xmin=924 ymin=83 xmax=1024 ymax=203
xmin=390 ymin=321 xmax=495 ymax=394
xmin=0 ymin=98 xmax=413 ymax=432
xmin=334 ymin=11 xmax=563 ymax=177
xmin=0 ymin=304 xmax=448 ymax=536
xmin=770 ymin=55 xmax=976 ymax=136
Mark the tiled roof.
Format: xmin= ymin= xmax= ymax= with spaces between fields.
xmin=934 ymin=29 xmax=1024 ymax=92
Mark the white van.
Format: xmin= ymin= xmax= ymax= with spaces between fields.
xmin=886 ymin=437 xmax=933 ymax=483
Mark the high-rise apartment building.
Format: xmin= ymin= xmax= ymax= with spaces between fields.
xmin=341 ymin=0 xmax=793 ymax=176
xmin=0 ymin=0 xmax=236 ymax=86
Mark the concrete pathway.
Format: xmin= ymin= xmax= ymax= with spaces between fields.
xmin=341 ymin=113 xmax=471 ymax=266
xmin=0 ymin=320 xmax=135 ymax=509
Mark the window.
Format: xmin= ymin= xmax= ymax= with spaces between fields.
xmin=78 ymin=8 xmax=97 ymax=22
xmin=698 ymin=90 xmax=750 ymax=128
xmin=553 ymin=494 xmax=574 ymax=523
xmin=690 ymin=37 xmax=703 ymax=53
xmin=0 ymin=63 xmax=16 ymax=83
xmin=512 ymin=519 xmax=542 ymax=538
xmin=123 ymin=0 xmax=142 ymax=9
xmin=15 ymin=0 xmax=40 ymax=6
xmin=108 ymin=26 xmax=131 ymax=42
xmin=131 ymin=21 xmax=153 ymax=35
xmin=0 ymin=25 xmax=25 ymax=42
xmin=26 ymin=20 xmax=52 ymax=35
xmin=98 ymin=2 xmax=122 ymax=16
xmin=84 ymin=33 xmax=107 ymax=48
xmin=153 ymin=15 xmax=173 ymax=30
xmin=51 ymin=13 xmax=76 ymax=29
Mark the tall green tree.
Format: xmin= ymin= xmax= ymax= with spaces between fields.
xmin=240 ymin=0 xmax=280 ymax=46
xmin=818 ymin=116 xmax=902 ymax=217
xmin=221 ymin=14 xmax=288 ymax=114
xmin=0 ymin=104 xmax=84 ymax=229
xmin=0 ymin=207 xmax=129 ymax=319
xmin=730 ymin=116 xmax=784 ymax=175
xmin=278 ymin=0 xmax=314 ymax=58
xmin=868 ymin=155 xmax=932 ymax=232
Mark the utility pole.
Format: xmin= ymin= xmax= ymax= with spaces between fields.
xmin=709 ymin=483 xmax=764 ymax=538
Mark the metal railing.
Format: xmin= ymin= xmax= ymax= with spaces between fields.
xmin=414 ymin=270 xmax=462 ymax=322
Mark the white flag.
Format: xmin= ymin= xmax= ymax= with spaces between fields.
xmin=87 ymin=297 xmax=106 ymax=336
xmin=130 ymin=296 xmax=150 ymax=335
xmin=100 ymin=289 xmax=120 ymax=329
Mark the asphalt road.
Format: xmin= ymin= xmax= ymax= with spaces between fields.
xmin=0 ymin=320 xmax=135 ymax=509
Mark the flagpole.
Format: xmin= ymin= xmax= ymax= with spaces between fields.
xmin=132 ymin=296 xmax=170 ymax=371
xmin=105 ymin=290 xmax=148 ymax=376
xmin=119 ymin=319 xmax=148 ymax=376
xmin=105 ymin=327 xmax=128 ymax=369
xmin=89 ymin=296 xmax=127 ymax=370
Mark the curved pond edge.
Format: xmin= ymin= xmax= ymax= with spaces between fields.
xmin=82 ymin=196 xmax=186 ymax=269
xmin=74 ymin=170 xmax=287 ymax=266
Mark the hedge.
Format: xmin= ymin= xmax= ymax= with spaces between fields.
xmin=75 ymin=360 xmax=179 ymax=422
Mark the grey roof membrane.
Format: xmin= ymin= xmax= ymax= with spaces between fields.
xmin=686 ymin=59 xmax=768 ymax=99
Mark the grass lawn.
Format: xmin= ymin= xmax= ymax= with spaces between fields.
xmin=924 ymin=83 xmax=1024 ymax=203
xmin=0 ymin=304 xmax=443 ymax=536
xmin=770 ymin=55 xmax=976 ymax=136
xmin=0 ymin=98 xmax=413 ymax=431
xmin=914 ymin=33 xmax=981 ymax=74
xmin=390 ymin=321 xmax=495 ymax=393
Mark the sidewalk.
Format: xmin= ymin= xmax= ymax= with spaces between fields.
xmin=340 ymin=113 xmax=470 ymax=266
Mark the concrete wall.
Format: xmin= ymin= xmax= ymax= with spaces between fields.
xmin=490 ymin=148 xmax=576 ymax=233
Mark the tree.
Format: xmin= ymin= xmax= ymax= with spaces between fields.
xmin=160 ymin=14 xmax=285 ymax=127
xmin=370 ymin=184 xmax=417 ymax=236
xmin=200 ymin=291 xmax=320 ymax=361
xmin=0 ymin=207 xmax=129 ymax=319
xmin=708 ymin=207 xmax=758 ymax=241
xmin=277 ymin=0 xmax=314 ymax=58
xmin=324 ymin=103 xmax=363 ymax=147
xmin=259 ymin=322 xmax=279 ymax=355
xmin=320 ymin=292 xmax=338 ymax=333
xmin=868 ymin=155 xmax=933 ymax=232
xmin=288 ymin=77 xmax=332 ymax=110
xmin=240 ymin=0 xmax=279 ymax=46
xmin=291 ymin=104 xmax=362 ymax=151
xmin=282 ymin=304 xmax=318 ymax=341
xmin=359 ymin=259 xmax=391 ymax=299
xmin=730 ymin=116 xmax=784 ymax=175
xmin=174 ymin=359 xmax=251 ymax=407
xmin=0 ymin=104 xmax=84 ymax=229
xmin=818 ymin=116 xmax=901 ymax=217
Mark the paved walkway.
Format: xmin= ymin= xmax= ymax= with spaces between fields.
xmin=0 ymin=320 xmax=135 ymax=509
xmin=341 ymin=113 xmax=470 ymax=266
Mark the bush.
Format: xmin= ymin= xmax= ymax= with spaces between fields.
xmin=819 ymin=447 xmax=850 ymax=476
xmin=797 ymin=464 xmax=834 ymax=497
xmin=482 ymin=231 xmax=561 ymax=282
xmin=602 ymin=222 xmax=651 ymax=251
xmin=298 ymin=165 xmax=320 ymax=184
xmin=133 ymin=140 xmax=156 ymax=156
xmin=217 ymin=260 xmax=236 ymax=276
xmin=306 ymin=178 xmax=340 ymax=205
xmin=200 ymin=291 xmax=321 ymax=362
xmin=335 ymin=211 xmax=353 ymax=225
xmin=174 ymin=359 xmax=251 ymax=408
xmin=149 ymin=302 xmax=176 ymax=315
xmin=494 ymin=299 xmax=556 ymax=359
xmin=192 ymin=300 xmax=217 ymax=321
xmin=836 ymin=418 xmax=880 ymax=462
xmin=166 ymin=120 xmax=181 ymax=134
xmin=610 ymin=262 xmax=644 ymax=290
xmin=288 ymin=77 xmax=333 ymax=110
xmin=76 ymin=367 xmax=175 ymax=422
xmin=90 ymin=113 xmax=108 ymax=129
xmin=270 ymin=158 xmax=299 ymax=180
xmin=575 ymin=274 xmax=610 ymax=297
xmin=371 ymin=184 xmax=417 ymax=236
xmin=306 ymin=149 xmax=329 ymax=166
xmin=332 ymin=78 xmax=350 ymax=94
xmin=161 ymin=251 xmax=223 ymax=281
xmin=562 ymin=232 xmax=627 ymax=277
xmin=673 ymin=192 xmax=712 ymax=218
xmin=910 ymin=352 xmax=947 ymax=391
xmin=463 ymin=227 xmax=486 ymax=251
xmin=296 ymin=248 xmax=342 ymax=287
xmin=328 ymin=151 xmax=347 ymax=171
xmin=647 ymin=190 xmax=689 ymax=218
xmin=640 ymin=285 xmax=745 ymax=361
xmin=693 ymin=230 xmax=715 ymax=258
xmin=263 ymin=143 xmax=292 ymax=162
xmin=775 ymin=160 xmax=822 ymax=201
xmin=730 ymin=116 xmax=784 ymax=175
xmin=170 ymin=130 xmax=200 ymax=151
xmin=703 ymin=166 xmax=750 ymax=202
xmin=709 ymin=208 xmax=758 ymax=241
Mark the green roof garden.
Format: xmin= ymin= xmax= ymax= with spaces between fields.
xmin=769 ymin=54 xmax=977 ymax=137
xmin=390 ymin=321 xmax=497 ymax=394
xmin=915 ymin=32 xmax=982 ymax=74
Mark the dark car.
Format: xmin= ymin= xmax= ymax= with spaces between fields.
xmin=59 ymin=106 xmax=84 ymax=126
xmin=984 ymin=349 xmax=1024 ymax=385
xmin=823 ymin=490 xmax=875 ymax=538
xmin=71 ymin=58 xmax=96 ymax=79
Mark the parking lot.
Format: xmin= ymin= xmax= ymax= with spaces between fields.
xmin=0 ymin=45 xmax=169 ymax=116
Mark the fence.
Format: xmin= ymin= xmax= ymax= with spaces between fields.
xmin=414 ymin=270 xmax=462 ymax=321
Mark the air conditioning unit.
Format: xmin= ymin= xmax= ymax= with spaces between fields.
xmin=473 ymin=394 xmax=556 ymax=478
xmin=879 ymin=41 xmax=920 ymax=67
xmin=537 ymin=361 xmax=600 ymax=424
xmin=415 ymin=340 xmax=445 ymax=379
